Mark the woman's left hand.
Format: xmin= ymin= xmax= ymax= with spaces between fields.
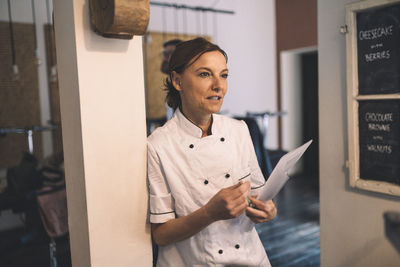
xmin=245 ymin=197 xmax=277 ymax=224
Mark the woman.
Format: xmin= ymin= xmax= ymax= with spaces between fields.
xmin=148 ymin=37 xmax=277 ymax=266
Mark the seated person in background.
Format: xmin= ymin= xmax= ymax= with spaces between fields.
xmin=148 ymin=37 xmax=277 ymax=266
xmin=161 ymin=39 xmax=182 ymax=120
xmin=160 ymin=39 xmax=182 ymax=74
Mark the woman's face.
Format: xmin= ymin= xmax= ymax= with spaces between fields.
xmin=173 ymin=51 xmax=228 ymax=118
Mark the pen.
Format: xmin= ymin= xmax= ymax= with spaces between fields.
xmin=247 ymin=196 xmax=256 ymax=208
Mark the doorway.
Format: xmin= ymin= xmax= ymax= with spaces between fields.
xmin=281 ymin=47 xmax=319 ymax=178
xmin=301 ymin=51 xmax=319 ymax=186
xmin=257 ymin=48 xmax=320 ymax=266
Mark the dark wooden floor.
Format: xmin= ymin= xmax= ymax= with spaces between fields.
xmin=256 ymin=174 xmax=320 ymax=267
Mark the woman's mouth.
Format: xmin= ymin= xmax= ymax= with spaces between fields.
xmin=207 ymin=96 xmax=221 ymax=100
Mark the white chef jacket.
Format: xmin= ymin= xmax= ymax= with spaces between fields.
xmin=147 ymin=108 xmax=271 ymax=267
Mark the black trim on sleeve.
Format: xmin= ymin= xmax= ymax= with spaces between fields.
xmin=251 ymin=182 xmax=266 ymax=190
xmin=238 ymin=173 xmax=251 ymax=181
xmin=150 ymin=211 xmax=175 ymax=215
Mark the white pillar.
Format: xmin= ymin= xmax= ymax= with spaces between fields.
xmin=53 ymin=0 xmax=152 ymax=266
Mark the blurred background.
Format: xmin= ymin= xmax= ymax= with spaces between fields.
xmin=0 ymin=0 xmax=320 ymax=266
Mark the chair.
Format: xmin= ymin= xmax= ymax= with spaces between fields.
xmin=35 ymin=185 xmax=68 ymax=267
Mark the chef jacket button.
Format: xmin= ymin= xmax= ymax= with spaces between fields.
xmin=235 ymin=244 xmax=240 ymax=249
xmin=204 ymin=180 xmax=209 ymax=185
xmin=220 ymin=137 xmax=225 ymax=142
xmin=189 ymin=144 xmax=194 ymax=149
xmin=225 ymin=173 xmax=230 ymax=178
xmin=218 ymin=249 xmax=223 ymax=254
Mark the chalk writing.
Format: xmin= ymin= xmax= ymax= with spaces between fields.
xmin=366 ymin=144 xmax=392 ymax=154
xmin=356 ymin=3 xmax=400 ymax=185
xmin=368 ymin=123 xmax=390 ymax=131
xmin=359 ymin=100 xmax=399 ymax=183
xmin=364 ymin=50 xmax=390 ymax=62
xmin=370 ymin=43 xmax=383 ymax=49
xmin=357 ymin=4 xmax=400 ymax=95
xmin=359 ymin=25 xmax=393 ymax=40
xmin=364 ymin=112 xmax=394 ymax=149
xmin=365 ymin=112 xmax=393 ymax=122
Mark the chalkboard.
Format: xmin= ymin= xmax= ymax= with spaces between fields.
xmin=357 ymin=3 xmax=400 ymax=95
xmin=359 ymin=100 xmax=400 ymax=185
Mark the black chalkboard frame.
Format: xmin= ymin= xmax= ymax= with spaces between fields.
xmin=345 ymin=0 xmax=400 ymax=197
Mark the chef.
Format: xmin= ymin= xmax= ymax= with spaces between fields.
xmin=148 ymin=37 xmax=277 ymax=266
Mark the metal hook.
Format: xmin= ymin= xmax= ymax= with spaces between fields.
xmin=340 ymin=25 xmax=348 ymax=34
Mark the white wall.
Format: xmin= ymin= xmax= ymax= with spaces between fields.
xmin=281 ymin=46 xmax=317 ymax=174
xmin=53 ymin=0 xmax=152 ymax=265
xmin=281 ymin=50 xmax=303 ymax=152
xmin=0 ymin=0 xmax=54 ymax=157
xmin=147 ymin=0 xmax=279 ymax=149
xmin=318 ymin=0 xmax=400 ymax=266
xmin=281 ymin=50 xmax=303 ymax=174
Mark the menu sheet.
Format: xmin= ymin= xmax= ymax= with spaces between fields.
xmin=258 ymin=140 xmax=313 ymax=202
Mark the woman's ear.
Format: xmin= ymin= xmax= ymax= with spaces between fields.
xmin=171 ymin=71 xmax=182 ymax=92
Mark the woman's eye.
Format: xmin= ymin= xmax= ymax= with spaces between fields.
xmin=221 ymin=73 xmax=229 ymax=79
xmin=199 ymin=72 xmax=210 ymax=77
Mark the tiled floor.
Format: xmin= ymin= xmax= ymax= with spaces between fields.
xmin=256 ymin=174 xmax=320 ymax=267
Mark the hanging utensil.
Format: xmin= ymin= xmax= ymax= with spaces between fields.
xmin=7 ymin=0 xmax=19 ymax=81
xmin=31 ymin=0 xmax=41 ymax=65
xmin=45 ymin=0 xmax=57 ymax=82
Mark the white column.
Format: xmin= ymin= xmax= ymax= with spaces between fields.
xmin=53 ymin=0 xmax=152 ymax=266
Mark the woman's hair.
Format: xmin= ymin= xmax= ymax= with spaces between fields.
xmin=164 ymin=37 xmax=228 ymax=110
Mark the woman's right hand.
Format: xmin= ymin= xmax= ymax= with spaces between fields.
xmin=151 ymin=181 xmax=250 ymax=246
xmin=203 ymin=181 xmax=250 ymax=222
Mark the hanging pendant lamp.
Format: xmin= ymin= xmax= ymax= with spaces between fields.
xmin=31 ymin=0 xmax=40 ymax=65
xmin=174 ymin=6 xmax=179 ymax=39
xmin=45 ymin=0 xmax=57 ymax=82
xmin=182 ymin=8 xmax=187 ymax=38
xmin=213 ymin=12 xmax=218 ymax=43
xmin=7 ymin=0 xmax=19 ymax=81
xmin=161 ymin=6 xmax=167 ymax=42
xmin=196 ymin=10 xmax=201 ymax=35
xmin=203 ymin=10 xmax=208 ymax=37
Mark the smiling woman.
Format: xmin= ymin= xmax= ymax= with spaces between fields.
xmin=172 ymin=50 xmax=228 ymax=136
xmin=164 ymin=38 xmax=228 ymax=137
xmin=147 ymin=38 xmax=277 ymax=266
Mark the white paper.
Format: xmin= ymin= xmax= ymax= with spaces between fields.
xmin=258 ymin=140 xmax=313 ymax=202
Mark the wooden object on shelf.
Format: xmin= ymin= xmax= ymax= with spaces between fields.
xmin=89 ymin=0 xmax=150 ymax=39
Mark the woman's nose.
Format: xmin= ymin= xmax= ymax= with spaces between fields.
xmin=212 ymin=86 xmax=220 ymax=92
xmin=212 ymin=77 xmax=224 ymax=91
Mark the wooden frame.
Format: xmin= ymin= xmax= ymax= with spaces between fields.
xmin=346 ymin=0 xmax=400 ymax=196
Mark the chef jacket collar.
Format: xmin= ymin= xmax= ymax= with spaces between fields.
xmin=175 ymin=108 xmax=219 ymax=139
